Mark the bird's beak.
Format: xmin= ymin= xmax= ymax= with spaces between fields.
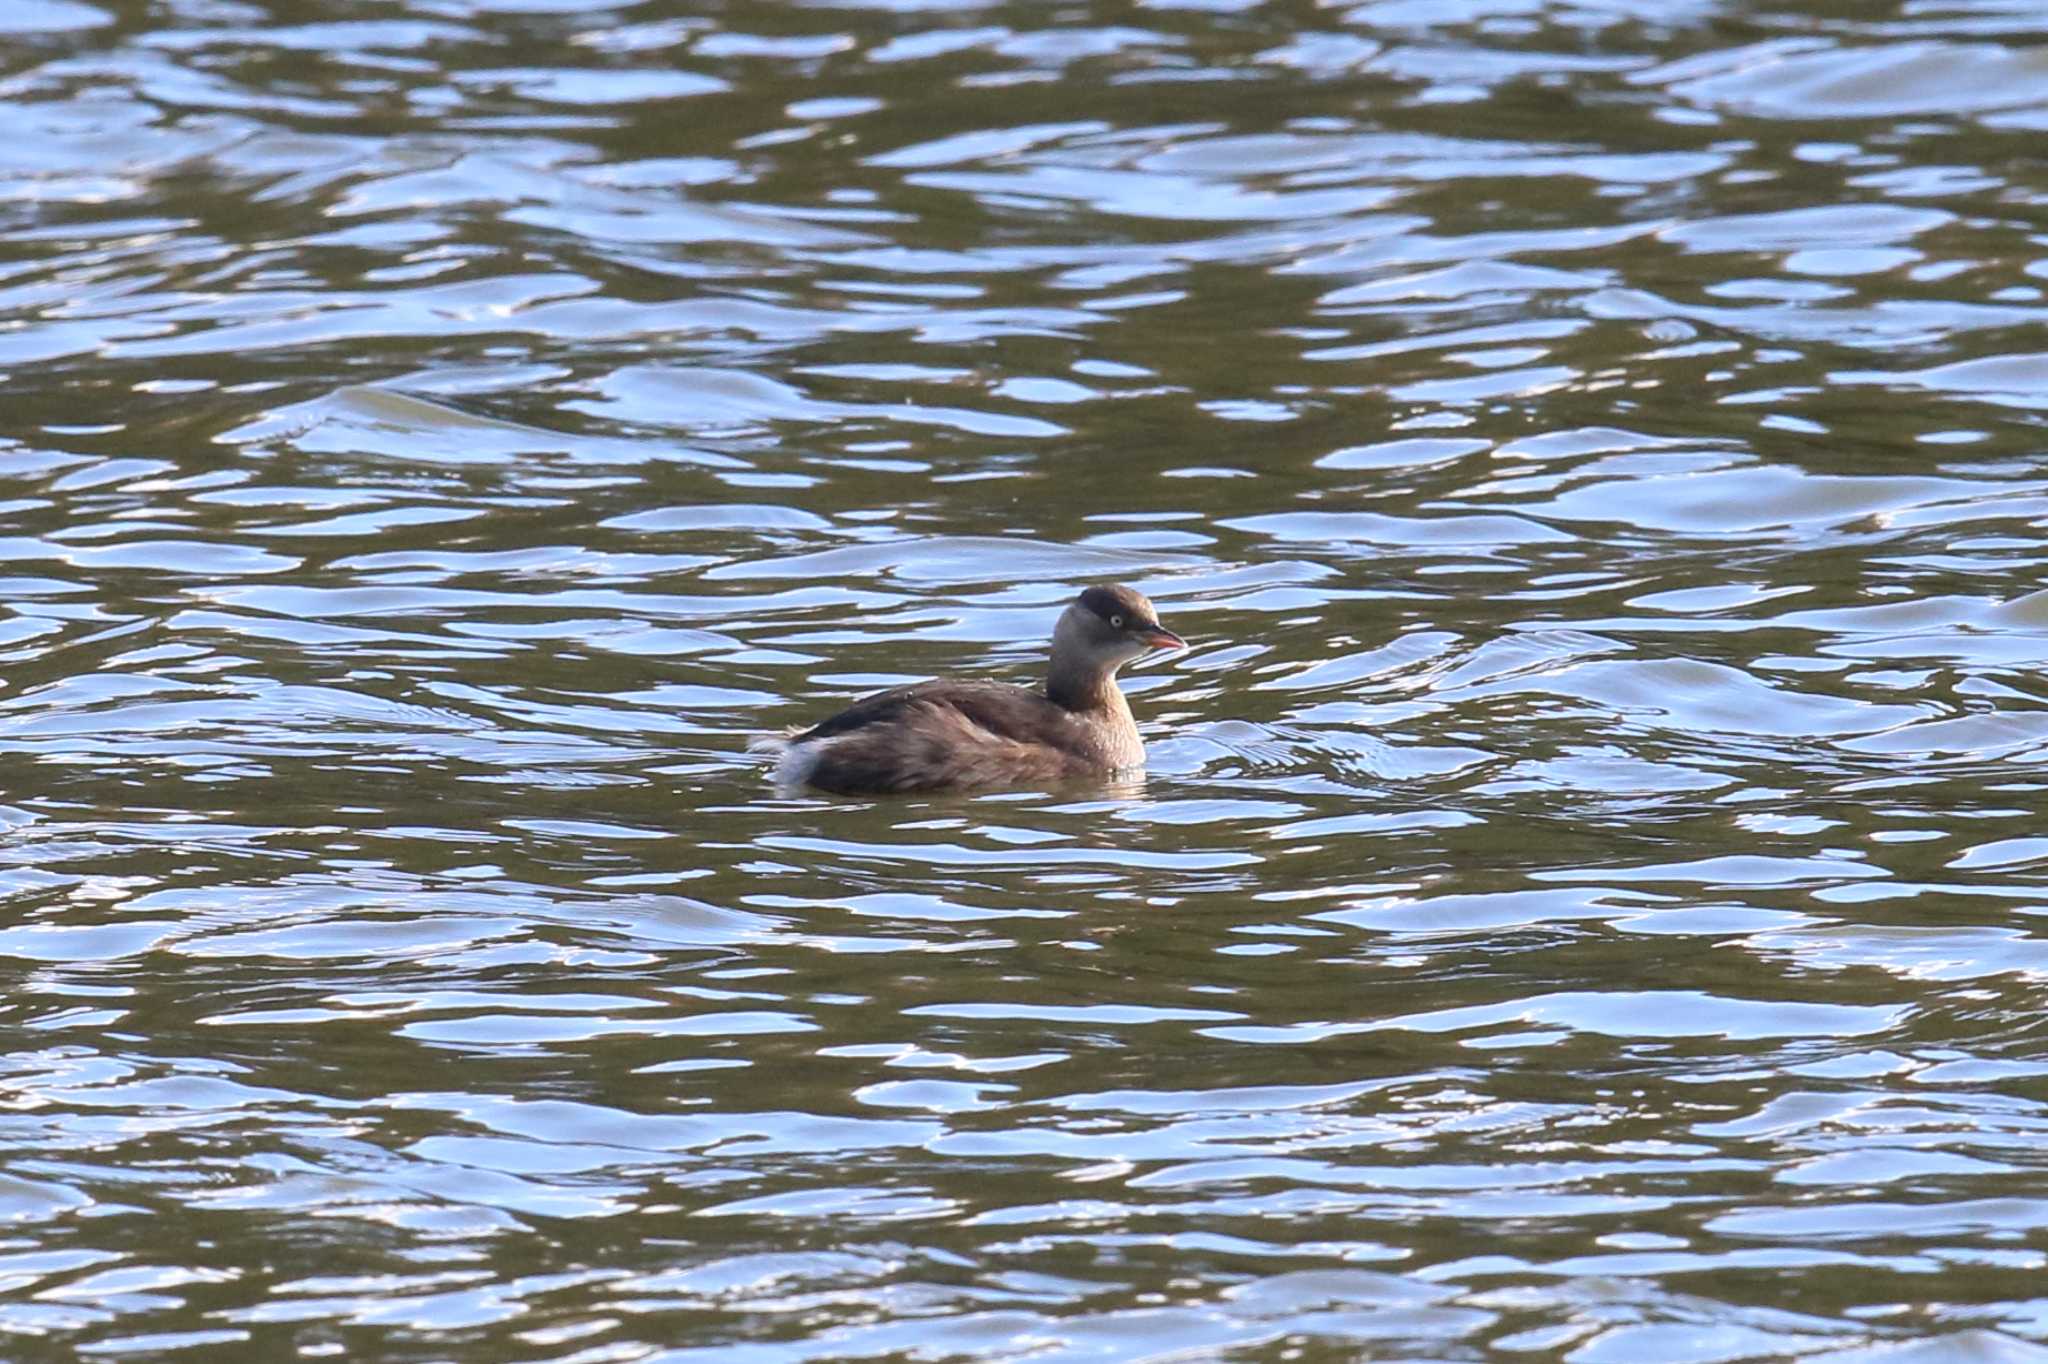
xmin=1138 ymin=626 xmax=1186 ymax=652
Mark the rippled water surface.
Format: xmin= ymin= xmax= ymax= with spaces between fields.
xmin=7 ymin=0 xmax=2048 ymax=1358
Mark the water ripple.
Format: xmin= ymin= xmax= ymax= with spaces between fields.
xmin=3 ymin=0 xmax=2047 ymax=1358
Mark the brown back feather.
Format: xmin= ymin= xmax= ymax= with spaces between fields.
xmin=801 ymin=693 xmax=1089 ymax=794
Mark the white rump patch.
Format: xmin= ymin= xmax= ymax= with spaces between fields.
xmin=748 ymin=729 xmax=825 ymax=788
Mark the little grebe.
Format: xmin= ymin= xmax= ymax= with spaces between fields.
xmin=752 ymin=583 xmax=1185 ymax=795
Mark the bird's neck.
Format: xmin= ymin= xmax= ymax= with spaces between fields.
xmin=1046 ymin=654 xmax=1124 ymax=714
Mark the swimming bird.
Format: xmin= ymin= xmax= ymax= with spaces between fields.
xmin=751 ymin=584 xmax=1186 ymax=795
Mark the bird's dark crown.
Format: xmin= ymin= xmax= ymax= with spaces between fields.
xmin=1077 ymin=584 xmax=1154 ymax=627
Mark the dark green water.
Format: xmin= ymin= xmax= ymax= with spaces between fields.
xmin=3 ymin=0 xmax=2048 ymax=1359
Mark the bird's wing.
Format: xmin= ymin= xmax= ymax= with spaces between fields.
xmin=795 ymin=680 xmax=1056 ymax=745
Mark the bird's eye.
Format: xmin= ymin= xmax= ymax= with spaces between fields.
xmin=1110 ymin=614 xmax=1124 ymax=628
